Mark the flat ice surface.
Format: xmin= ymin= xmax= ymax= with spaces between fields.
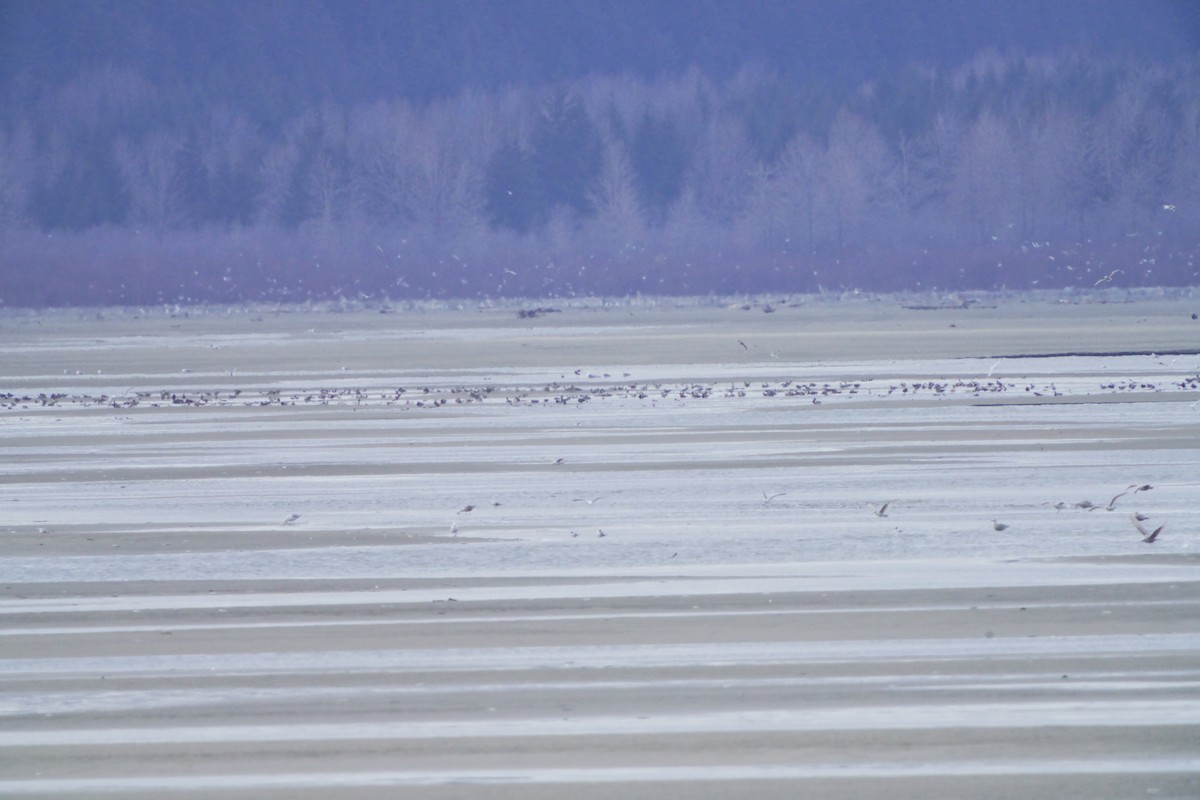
xmin=2 ymin=295 xmax=1199 ymax=799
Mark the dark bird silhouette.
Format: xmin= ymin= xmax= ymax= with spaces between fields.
xmin=738 ymin=340 xmax=748 ymax=350
xmin=1134 ymin=519 xmax=1165 ymax=543
xmin=873 ymin=501 xmax=892 ymax=517
xmin=458 ymin=504 xmax=475 ymax=514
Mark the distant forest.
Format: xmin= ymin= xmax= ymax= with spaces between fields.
xmin=2 ymin=3 xmax=1199 ymax=305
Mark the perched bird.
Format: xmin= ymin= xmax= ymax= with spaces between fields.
xmin=873 ymin=501 xmax=892 ymax=518
xmin=450 ymin=522 xmax=459 ymax=535
xmin=992 ymin=519 xmax=1010 ymax=531
xmin=597 ymin=529 xmax=606 ymax=538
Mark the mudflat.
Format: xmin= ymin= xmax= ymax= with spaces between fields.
xmin=2 ymin=293 xmax=1199 ymax=798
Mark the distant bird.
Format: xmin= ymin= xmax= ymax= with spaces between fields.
xmin=987 ymin=361 xmax=1002 ymax=378
xmin=872 ymin=501 xmax=892 ymax=518
xmin=1133 ymin=519 xmax=1165 ymax=543
xmin=1052 ymin=501 xmax=1068 ymax=511
xmin=597 ymin=529 xmax=606 ymax=537
xmin=574 ymin=496 xmax=604 ymax=505
xmin=1094 ymin=269 xmax=1121 ymax=286
xmin=737 ymin=340 xmax=748 ymax=350
xmin=1075 ymin=500 xmax=1099 ymax=511
xmin=283 ymin=513 xmax=301 ymax=525
xmin=1133 ymin=484 xmax=1153 ymax=493
xmin=450 ymin=522 xmax=459 ymax=535
xmin=1131 ymin=511 xmax=1150 ymax=522
xmin=1106 ymin=488 xmax=1131 ymax=511
xmin=992 ymin=519 xmax=1010 ymax=531
xmin=762 ymin=491 xmax=787 ymax=504
xmin=554 ymin=457 xmax=566 ymax=465
xmin=458 ymin=504 xmax=475 ymax=514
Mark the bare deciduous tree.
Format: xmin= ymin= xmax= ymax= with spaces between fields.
xmin=115 ymin=131 xmax=188 ymax=232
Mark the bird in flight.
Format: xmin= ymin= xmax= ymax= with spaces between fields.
xmin=1106 ymin=488 xmax=1130 ymax=511
xmin=1094 ymin=269 xmax=1121 ymax=286
xmin=762 ymin=491 xmax=787 ymax=504
xmin=458 ymin=504 xmax=475 ymax=514
xmin=283 ymin=513 xmax=301 ymax=525
xmin=737 ymin=340 xmax=748 ymax=350
xmin=1133 ymin=518 xmax=1164 ymax=543
xmin=872 ymin=501 xmax=892 ymax=517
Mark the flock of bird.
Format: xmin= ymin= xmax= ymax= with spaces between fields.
xmin=5 ymin=368 xmax=1198 ymax=412
xmin=872 ymin=482 xmax=1165 ymax=543
xmin=275 ymin=481 xmax=1169 ymax=547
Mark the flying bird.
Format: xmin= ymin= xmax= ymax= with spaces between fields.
xmin=762 ymin=491 xmax=787 ymax=504
xmin=1106 ymin=488 xmax=1130 ymax=511
xmin=1131 ymin=511 xmax=1150 ymax=522
xmin=1074 ymin=500 xmax=1099 ymax=511
xmin=458 ymin=504 xmax=475 ymax=514
xmin=1094 ymin=269 xmax=1121 ymax=286
xmin=872 ymin=501 xmax=892 ymax=518
xmin=992 ymin=519 xmax=1010 ymax=531
xmin=1133 ymin=518 xmax=1164 ymax=543
xmin=283 ymin=513 xmax=301 ymax=525
xmin=737 ymin=340 xmax=748 ymax=350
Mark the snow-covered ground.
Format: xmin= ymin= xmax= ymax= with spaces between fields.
xmin=1 ymin=295 xmax=1198 ymax=798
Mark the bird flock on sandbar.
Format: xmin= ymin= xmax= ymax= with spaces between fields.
xmin=5 ymin=367 xmax=1197 ymax=412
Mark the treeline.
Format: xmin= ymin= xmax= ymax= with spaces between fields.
xmin=2 ymin=51 xmax=1199 ymax=306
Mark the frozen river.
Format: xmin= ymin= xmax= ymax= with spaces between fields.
xmin=2 ymin=294 xmax=1199 ymax=798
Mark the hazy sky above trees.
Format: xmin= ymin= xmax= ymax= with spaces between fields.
xmin=4 ymin=1 xmax=1196 ymax=108
xmin=2 ymin=1 xmax=1198 ymax=306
